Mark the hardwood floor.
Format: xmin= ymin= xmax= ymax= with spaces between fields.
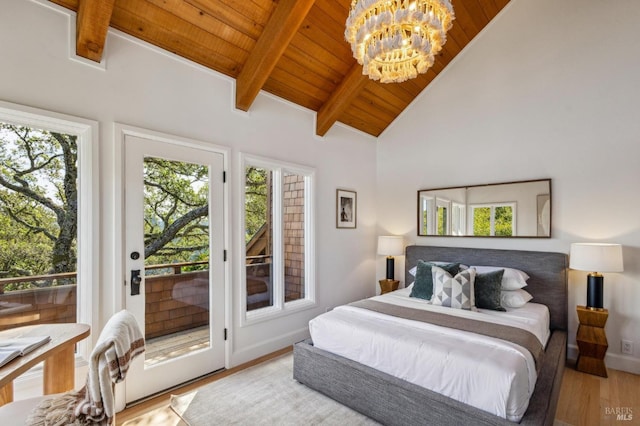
xmin=117 ymin=353 xmax=639 ymax=426
xmin=555 ymin=361 xmax=639 ymax=426
xmin=144 ymin=326 xmax=209 ymax=368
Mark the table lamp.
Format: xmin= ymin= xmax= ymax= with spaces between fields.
xmin=377 ymin=236 xmax=404 ymax=280
xmin=569 ymin=243 xmax=623 ymax=310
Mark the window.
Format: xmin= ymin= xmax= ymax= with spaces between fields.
xmin=0 ymin=102 xmax=96 ymax=343
xmin=241 ymin=154 xmax=315 ymax=323
xmin=419 ymin=196 xmax=433 ymax=235
xmin=419 ymin=196 xmax=452 ymax=236
xmin=451 ymin=202 xmax=466 ymax=236
xmin=471 ymin=203 xmax=516 ymax=236
xmin=436 ymin=198 xmax=450 ymax=236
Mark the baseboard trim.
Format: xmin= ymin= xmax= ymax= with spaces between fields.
xmin=567 ymin=344 xmax=639 ymax=374
xmin=231 ymin=327 xmax=309 ymax=367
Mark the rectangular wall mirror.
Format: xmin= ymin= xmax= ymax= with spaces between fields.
xmin=417 ymin=179 xmax=551 ymax=238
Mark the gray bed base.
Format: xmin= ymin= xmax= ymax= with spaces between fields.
xmin=293 ymin=245 xmax=568 ymax=425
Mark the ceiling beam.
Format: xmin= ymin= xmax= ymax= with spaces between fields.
xmin=76 ymin=0 xmax=116 ymax=62
xmin=235 ymin=0 xmax=316 ymax=111
xmin=316 ymin=63 xmax=370 ymax=136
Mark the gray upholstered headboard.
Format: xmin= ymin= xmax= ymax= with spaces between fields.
xmin=405 ymin=245 xmax=568 ymax=331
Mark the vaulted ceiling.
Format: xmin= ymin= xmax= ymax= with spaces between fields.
xmin=49 ymin=0 xmax=510 ymax=137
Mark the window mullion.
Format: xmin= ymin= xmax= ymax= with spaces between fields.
xmin=302 ymin=175 xmax=314 ymax=302
xmin=271 ymin=168 xmax=284 ymax=309
xmin=490 ymin=206 xmax=495 ymax=236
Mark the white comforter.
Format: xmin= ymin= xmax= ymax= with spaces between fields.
xmin=309 ymin=287 xmax=550 ymax=422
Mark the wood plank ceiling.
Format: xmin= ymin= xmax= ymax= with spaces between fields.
xmin=50 ymin=0 xmax=510 ymax=138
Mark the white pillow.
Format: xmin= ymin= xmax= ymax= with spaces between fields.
xmin=470 ymin=266 xmax=529 ymax=290
xmin=501 ymin=289 xmax=533 ymax=308
xmin=408 ymin=261 xmax=468 ymax=277
xmin=431 ymin=266 xmax=476 ymax=310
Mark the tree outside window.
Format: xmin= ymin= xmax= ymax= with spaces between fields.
xmin=472 ymin=204 xmax=515 ymax=237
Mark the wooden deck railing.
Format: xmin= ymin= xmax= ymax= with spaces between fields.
xmin=0 ymin=271 xmax=77 ymax=294
xmin=0 ymin=261 xmax=211 ymax=338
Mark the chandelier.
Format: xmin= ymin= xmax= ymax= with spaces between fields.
xmin=345 ymin=0 xmax=455 ymax=83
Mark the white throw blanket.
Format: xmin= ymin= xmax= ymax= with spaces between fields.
xmin=27 ymin=310 xmax=145 ymax=425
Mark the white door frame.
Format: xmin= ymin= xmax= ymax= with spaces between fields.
xmin=113 ymin=124 xmax=231 ymax=407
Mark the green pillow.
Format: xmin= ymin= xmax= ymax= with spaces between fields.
xmin=474 ymin=269 xmax=506 ymax=311
xmin=410 ymin=261 xmax=460 ymax=301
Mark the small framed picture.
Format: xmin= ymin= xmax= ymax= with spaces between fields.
xmin=336 ymin=189 xmax=357 ymax=229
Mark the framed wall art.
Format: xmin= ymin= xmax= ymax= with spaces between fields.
xmin=336 ymin=189 xmax=357 ymax=229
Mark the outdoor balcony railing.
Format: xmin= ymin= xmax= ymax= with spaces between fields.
xmin=1 ymin=258 xmax=300 ymax=335
xmin=0 ymin=261 xmax=210 ymax=338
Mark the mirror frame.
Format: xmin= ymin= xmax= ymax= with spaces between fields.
xmin=416 ymin=178 xmax=552 ymax=238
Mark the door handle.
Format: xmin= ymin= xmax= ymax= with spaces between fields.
xmin=131 ymin=269 xmax=142 ymax=296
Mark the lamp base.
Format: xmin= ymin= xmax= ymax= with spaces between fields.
xmin=586 ymin=273 xmax=604 ymax=310
xmin=385 ymin=256 xmax=395 ymax=280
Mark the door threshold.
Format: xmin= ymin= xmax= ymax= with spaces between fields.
xmin=125 ymin=366 xmax=226 ymax=408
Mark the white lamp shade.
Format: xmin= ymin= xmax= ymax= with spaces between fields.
xmin=377 ymin=236 xmax=404 ymax=256
xmin=569 ymin=243 xmax=624 ymax=272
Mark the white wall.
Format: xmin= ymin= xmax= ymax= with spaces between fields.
xmin=0 ymin=0 xmax=378 ymax=372
xmin=377 ymin=0 xmax=640 ymax=374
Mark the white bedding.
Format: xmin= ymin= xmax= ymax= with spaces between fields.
xmin=309 ymin=287 xmax=550 ymax=422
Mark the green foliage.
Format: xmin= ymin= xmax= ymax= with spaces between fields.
xmin=494 ymin=206 xmax=513 ymax=237
xmin=437 ymin=206 xmax=447 ymax=236
xmin=421 ymin=210 xmax=428 ymax=234
xmin=473 ymin=207 xmax=491 ymax=236
xmin=244 ymin=166 xmax=268 ymax=244
xmin=0 ymin=212 xmax=52 ymax=291
xmin=0 ymin=123 xmax=217 ymax=290
xmin=0 ymin=123 xmax=75 ymax=279
xmin=143 ymin=157 xmax=210 ymax=266
xmin=473 ymin=205 xmax=513 ymax=236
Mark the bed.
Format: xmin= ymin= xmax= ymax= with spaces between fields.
xmin=293 ymin=245 xmax=567 ymax=426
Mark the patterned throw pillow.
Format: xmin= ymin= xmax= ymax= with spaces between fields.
xmin=431 ymin=266 xmax=476 ymax=310
xmin=410 ymin=261 xmax=461 ymax=301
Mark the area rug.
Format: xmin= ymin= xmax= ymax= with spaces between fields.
xmin=170 ymin=353 xmax=379 ymax=425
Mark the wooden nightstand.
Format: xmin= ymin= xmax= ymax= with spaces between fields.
xmin=576 ymin=305 xmax=608 ymax=377
xmin=379 ymin=279 xmax=399 ymax=294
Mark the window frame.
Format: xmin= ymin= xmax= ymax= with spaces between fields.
xmin=419 ymin=195 xmax=434 ymax=235
xmin=239 ymin=153 xmax=316 ymax=326
xmin=451 ymin=202 xmax=466 ymax=236
xmin=0 ymin=100 xmax=99 ymax=360
xmin=469 ymin=202 xmax=517 ymax=236
xmin=435 ymin=198 xmax=451 ymax=236
xmin=419 ymin=196 xmax=454 ymax=236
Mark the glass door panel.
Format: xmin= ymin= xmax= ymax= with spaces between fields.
xmin=124 ymin=134 xmax=225 ymax=403
xmin=142 ymin=157 xmax=211 ymax=366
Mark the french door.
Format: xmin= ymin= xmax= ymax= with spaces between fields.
xmin=123 ymin=134 xmax=225 ymax=402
